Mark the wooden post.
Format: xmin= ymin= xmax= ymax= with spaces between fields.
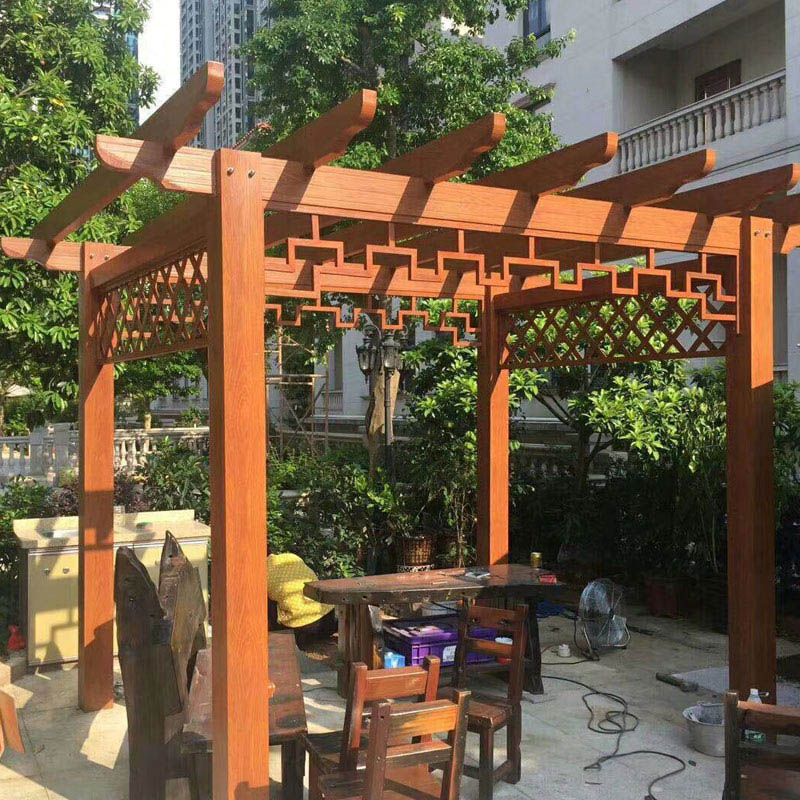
xmin=726 ymin=215 xmax=776 ymax=701
xmin=78 ymin=243 xmax=117 ymax=712
xmin=477 ymin=287 xmax=509 ymax=565
xmin=207 ymin=148 xmax=270 ymax=799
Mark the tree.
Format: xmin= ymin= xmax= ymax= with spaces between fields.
xmin=246 ymin=0 xmax=571 ymax=469
xmin=0 ymin=1 xmax=202 ymax=423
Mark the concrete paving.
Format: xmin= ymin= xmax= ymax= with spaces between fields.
xmin=1 ymin=607 xmax=785 ymax=800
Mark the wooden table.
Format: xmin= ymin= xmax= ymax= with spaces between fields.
xmin=182 ymin=630 xmax=307 ymax=800
xmin=304 ymin=564 xmax=561 ymax=696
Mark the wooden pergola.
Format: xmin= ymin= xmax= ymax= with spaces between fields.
xmin=4 ymin=62 xmax=800 ymax=798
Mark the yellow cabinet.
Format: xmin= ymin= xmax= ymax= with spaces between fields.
xmin=15 ymin=510 xmax=210 ymax=667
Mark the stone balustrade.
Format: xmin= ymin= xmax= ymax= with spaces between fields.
xmin=618 ymin=70 xmax=786 ymax=173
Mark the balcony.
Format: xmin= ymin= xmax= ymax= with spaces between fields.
xmin=618 ymin=70 xmax=786 ymax=173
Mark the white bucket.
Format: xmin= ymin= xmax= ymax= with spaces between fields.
xmin=683 ymin=703 xmax=725 ymax=757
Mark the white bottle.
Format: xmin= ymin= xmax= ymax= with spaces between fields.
xmin=744 ymin=688 xmax=766 ymax=743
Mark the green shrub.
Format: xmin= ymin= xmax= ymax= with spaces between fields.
xmin=141 ymin=439 xmax=210 ymax=523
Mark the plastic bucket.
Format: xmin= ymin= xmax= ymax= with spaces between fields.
xmin=683 ymin=703 xmax=725 ymax=757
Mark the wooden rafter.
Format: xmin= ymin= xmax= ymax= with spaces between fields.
xmin=754 ymin=192 xmax=800 ymax=225
xmin=265 ymin=111 xmax=508 ymax=246
xmin=658 ymin=164 xmax=800 ymax=217
xmin=323 ymin=132 xmax=619 ymax=258
xmin=31 ymin=62 xmax=224 ymax=246
xmin=569 ymin=150 xmax=716 ymax=206
xmin=1 ymin=237 xmax=126 ymax=272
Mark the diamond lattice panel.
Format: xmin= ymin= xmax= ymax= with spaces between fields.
xmin=98 ymin=250 xmax=208 ymax=363
xmin=502 ymin=294 xmax=726 ymax=370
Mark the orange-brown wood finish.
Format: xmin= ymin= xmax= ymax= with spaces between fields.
xmin=477 ymin=287 xmax=509 ymax=566
xmin=726 ymin=216 xmax=776 ymax=702
xmin=77 ymin=243 xmax=117 ymax=712
xmin=207 ymin=149 xmax=271 ymax=799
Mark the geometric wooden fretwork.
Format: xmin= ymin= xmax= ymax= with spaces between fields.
xmin=97 ymin=249 xmax=208 ymax=363
xmin=501 ymin=293 xmax=726 ymax=370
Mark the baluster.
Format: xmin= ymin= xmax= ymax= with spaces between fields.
xmin=751 ymin=87 xmax=762 ymax=126
xmin=724 ymin=98 xmax=734 ymax=137
xmin=769 ymin=79 xmax=781 ymax=120
xmin=742 ymin=90 xmax=752 ymax=130
xmin=663 ymin=123 xmax=673 ymax=158
xmin=115 ymin=439 xmax=124 ymax=471
xmin=686 ymin=112 xmax=697 ymax=149
xmin=677 ymin=116 xmax=687 ymax=153
xmin=732 ymin=93 xmax=743 ymax=133
xmin=127 ymin=438 xmax=137 ymax=472
xmin=619 ymin=139 xmax=629 ymax=172
xmin=632 ymin=136 xmax=640 ymax=170
xmin=713 ymin=102 xmax=724 ymax=140
xmin=654 ymin=126 xmax=663 ymax=161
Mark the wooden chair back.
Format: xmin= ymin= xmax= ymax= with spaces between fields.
xmin=326 ymin=688 xmax=470 ymax=800
xmin=115 ymin=534 xmax=208 ymax=800
xmin=340 ymin=655 xmax=440 ymax=771
xmin=452 ymin=600 xmax=528 ymax=703
xmin=724 ymin=690 xmax=800 ymax=800
xmin=0 ymin=687 xmax=24 ymax=758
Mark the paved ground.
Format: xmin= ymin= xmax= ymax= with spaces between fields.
xmin=3 ymin=606 xmax=798 ymax=800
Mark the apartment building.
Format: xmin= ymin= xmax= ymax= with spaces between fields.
xmin=180 ymin=0 xmax=270 ymax=148
xmin=485 ymin=0 xmax=800 ymax=381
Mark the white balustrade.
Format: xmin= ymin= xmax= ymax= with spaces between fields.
xmin=0 ymin=426 xmax=209 ymax=484
xmin=618 ymin=71 xmax=786 ymax=173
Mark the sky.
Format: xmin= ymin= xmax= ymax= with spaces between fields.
xmin=138 ymin=0 xmax=181 ymax=122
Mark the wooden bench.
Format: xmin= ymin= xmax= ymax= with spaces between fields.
xmin=181 ymin=631 xmax=308 ymax=800
xmin=115 ymin=532 xmax=207 ymax=800
xmin=724 ymin=690 xmax=800 ymax=799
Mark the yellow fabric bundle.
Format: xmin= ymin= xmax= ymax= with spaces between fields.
xmin=267 ymin=552 xmax=333 ymax=628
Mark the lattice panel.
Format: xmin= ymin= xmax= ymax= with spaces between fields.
xmin=501 ymin=293 xmax=726 ymax=370
xmin=97 ymin=250 xmax=208 ymax=362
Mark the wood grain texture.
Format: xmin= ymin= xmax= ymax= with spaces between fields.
xmin=570 ymin=149 xmax=716 ymax=206
xmin=480 ymin=132 xmax=618 ymax=194
xmin=0 ymin=237 xmax=128 ymax=272
xmin=0 ymin=688 xmax=24 ymax=755
xmin=726 ymin=216 xmax=776 ymax=702
xmin=264 ymin=89 xmax=377 ymax=168
xmin=32 ymin=61 xmax=223 ymax=245
xmin=659 ymin=164 xmax=800 ymax=217
xmin=78 ymin=242 xmax=117 ymax=712
xmin=206 ymin=149 xmax=270 ymax=800
xmin=477 ymin=287 xmax=509 ymax=566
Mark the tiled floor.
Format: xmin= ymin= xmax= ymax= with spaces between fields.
xmin=3 ymin=607 xmax=790 ymax=799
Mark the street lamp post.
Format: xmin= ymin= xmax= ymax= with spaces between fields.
xmin=356 ymin=324 xmax=405 ymax=480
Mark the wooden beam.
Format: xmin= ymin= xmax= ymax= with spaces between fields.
xmin=1 ymin=237 xmax=127 ymax=271
xmin=318 ymin=132 xmax=618 ymax=259
xmin=32 ymin=61 xmax=223 ymax=245
xmin=77 ymin=242 xmax=117 ymax=712
xmin=480 ymin=132 xmax=618 ymax=194
xmin=263 ymin=89 xmax=377 ymax=168
xmin=779 ymin=224 xmax=800 ymax=254
xmin=569 ymin=149 xmax=716 ymax=206
xmin=266 ymin=113 xmax=508 ymax=246
xmin=659 ymin=164 xmax=800 ymax=217
xmin=379 ymin=113 xmax=506 ymax=183
xmin=726 ymin=215 xmax=776 ymax=702
xmin=207 ymin=149 xmax=270 ymax=799
xmin=754 ymin=192 xmax=800 ymax=225
xmin=477 ymin=287 xmax=509 ymax=566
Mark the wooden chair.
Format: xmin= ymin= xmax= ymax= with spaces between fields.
xmin=723 ymin=690 xmax=800 ymax=799
xmin=115 ymin=533 xmax=207 ymax=800
xmin=452 ymin=600 xmax=528 ymax=800
xmin=317 ymin=688 xmax=470 ymax=800
xmin=305 ymin=656 xmax=441 ymax=800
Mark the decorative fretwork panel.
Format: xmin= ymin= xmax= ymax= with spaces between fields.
xmin=97 ymin=250 xmax=208 ymax=362
xmin=501 ymin=294 xmax=726 ymax=370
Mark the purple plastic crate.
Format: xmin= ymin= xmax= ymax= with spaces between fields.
xmin=382 ymin=615 xmax=497 ymax=666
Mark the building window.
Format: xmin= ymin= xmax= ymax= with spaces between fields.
xmin=695 ymin=60 xmax=741 ymax=102
xmin=523 ymin=0 xmax=550 ymax=41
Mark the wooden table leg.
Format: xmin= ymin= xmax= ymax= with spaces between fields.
xmin=524 ymin=600 xmax=544 ymax=695
xmin=281 ymin=739 xmax=305 ymax=800
xmin=338 ymin=603 xmax=384 ymax=697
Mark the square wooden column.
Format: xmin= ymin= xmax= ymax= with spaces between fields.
xmin=77 ymin=243 xmax=117 ymax=712
xmin=726 ymin=215 xmax=776 ymax=701
xmin=477 ymin=286 xmax=510 ymax=565
xmin=207 ymin=148 xmax=271 ymax=799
